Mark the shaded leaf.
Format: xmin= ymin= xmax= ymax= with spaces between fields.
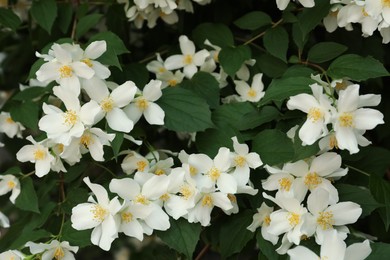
xmin=263 ymin=26 xmax=289 ymax=62
xmin=308 ymin=42 xmax=348 ymax=63
xmin=75 ymin=14 xmax=103 ymax=39
xmin=15 ymin=177 xmax=40 ymax=213
xmin=369 ymin=174 xmax=390 ymax=231
xmin=219 ymin=45 xmax=251 ymax=77
xmin=0 ymin=8 xmax=21 ymax=31
xmin=234 ymin=11 xmax=272 ymax=30
xmin=30 ymin=0 xmax=58 ymax=34
xmin=192 ymin=23 xmax=234 ymax=48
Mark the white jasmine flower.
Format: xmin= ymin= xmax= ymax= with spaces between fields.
xmin=0 ymin=112 xmax=25 ymax=138
xmin=16 ymin=136 xmax=55 ymax=177
xmin=78 ymin=40 xmax=111 ymax=79
xmin=235 ymin=59 xmax=256 ymax=81
xmin=158 ymin=70 xmax=185 ymax=88
xmin=307 ymin=188 xmax=362 ymax=244
xmin=26 ymin=240 xmax=79 ymax=260
xmin=234 ymin=73 xmax=265 ymax=103
xmin=147 ymin=53 xmax=167 ymax=75
xmin=71 ymin=177 xmax=122 ymax=251
xmin=287 ymin=229 xmax=372 ymax=260
xmin=0 ymin=174 xmax=21 ymax=203
xmin=124 ymin=79 xmax=165 ymax=125
xmin=164 ymin=35 xmax=210 ymax=78
xmin=121 ymin=151 xmax=150 ymax=175
xmin=247 ymin=202 xmax=279 ymax=245
xmin=365 ymin=0 xmax=390 ymax=24
xmin=36 ymin=43 xmax=95 ymax=95
xmin=83 ymin=78 xmax=137 ymax=132
xmin=38 ymin=86 xmax=101 ymax=145
xmin=276 ymin=0 xmax=315 ymax=11
xmin=287 ymin=83 xmax=334 ymax=145
xmin=332 ymin=84 xmax=384 ymax=154
xmin=0 ymin=250 xmax=24 ymax=260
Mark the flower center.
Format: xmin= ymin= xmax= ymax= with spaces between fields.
xmin=208 ymin=167 xmax=221 ymax=181
xmin=158 ymin=67 xmax=167 ymax=73
xmin=136 ymin=98 xmax=149 ymax=111
xmin=91 ymin=205 xmax=107 ymax=222
xmin=121 ymin=212 xmax=133 ymax=223
xmin=264 ymin=216 xmax=271 ymax=226
xmin=213 ymin=51 xmax=219 ymax=62
xmin=54 ymin=247 xmax=65 ymax=260
xmin=160 ymin=193 xmax=170 ymax=201
xmin=7 ymin=180 xmax=16 ymax=189
xmin=335 ymin=81 xmax=347 ymax=90
xmin=180 ymin=185 xmax=193 ymax=200
xmin=304 ymin=172 xmax=322 ymax=189
xmin=189 ymin=165 xmax=197 ymax=176
xmin=247 ymin=89 xmax=257 ymax=98
xmin=339 ymin=112 xmax=354 ymax=127
xmin=154 ymin=168 xmax=166 ymax=175
xmin=183 ymin=54 xmax=193 ymax=65
xmin=307 ymin=107 xmax=323 ymax=123
xmin=227 ymin=194 xmax=236 ymax=203
xmin=329 ymin=135 xmax=338 ymax=149
xmin=288 ymin=212 xmax=300 ymax=227
xmin=34 ymin=148 xmax=46 ymax=160
xmin=6 ymin=117 xmax=14 ymax=124
xmin=234 ymin=155 xmax=246 ymax=167
xmin=135 ymin=194 xmax=150 ymax=205
xmin=201 ymin=194 xmax=213 ymax=207
xmin=168 ymin=79 xmax=178 ymax=86
xmin=278 ymin=177 xmax=292 ymax=191
xmin=317 ymin=211 xmax=334 ymax=230
xmin=63 ymin=110 xmax=78 ymax=126
xmin=136 ymin=160 xmax=148 ymax=172
xmin=383 ymin=0 xmax=390 ymax=8
xmin=100 ymin=97 xmax=114 ymax=112
xmin=80 ymin=133 xmax=93 ymax=147
xmin=82 ymin=58 xmax=93 ymax=67
xmin=59 ymin=65 xmax=73 ymax=78
xmin=56 ymin=144 xmax=64 ymax=154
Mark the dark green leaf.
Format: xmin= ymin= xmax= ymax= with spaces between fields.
xmin=75 ymin=14 xmax=103 ymax=39
xmin=283 ymin=65 xmax=315 ymax=78
xmin=292 ymin=22 xmax=308 ymax=50
xmin=255 ymin=53 xmax=287 ymax=78
xmin=257 ymin=231 xmax=279 ymax=260
xmin=260 ymin=77 xmax=314 ymax=105
xmin=237 ymin=106 xmax=280 ymax=130
xmin=57 ymin=3 xmax=73 ymax=34
xmin=212 ymin=102 xmax=255 ymax=129
xmin=327 ymin=54 xmax=389 ymax=81
xmin=308 ymin=42 xmax=348 ymax=63
xmin=369 ymin=174 xmax=390 ymax=231
xmin=10 ymin=229 xmax=51 ymax=249
xmin=10 ymin=101 xmax=40 ymax=131
xmin=234 ymin=11 xmax=272 ymax=30
xmin=180 ymin=71 xmax=220 ymax=109
xmin=15 ymin=177 xmax=40 ymax=213
xmin=252 ymin=129 xmax=295 ymax=165
xmin=263 ymin=27 xmax=289 ymax=62
xmin=336 ymin=184 xmax=382 ymax=218
xmin=196 ymin=127 xmax=237 ymax=157
xmin=367 ymin=242 xmax=390 ymax=260
xmin=157 ymin=87 xmax=213 ymax=132
xmin=61 ymin=221 xmax=92 ymax=248
xmin=0 ymin=8 xmax=22 ymax=31
xmin=64 ymin=163 xmax=88 ymax=183
xmin=156 ymin=219 xmax=201 ymax=259
xmin=1 ymin=166 xmax=21 ymax=175
xmin=192 ymin=23 xmax=234 ymax=48
xmin=30 ymin=0 xmax=58 ymax=34
xmin=28 ymin=59 xmax=45 ymax=80
xmin=220 ymin=210 xmax=254 ymax=258
xmin=24 ymin=202 xmax=56 ymax=231
xmin=111 ymin=132 xmax=124 ymax=160
xmin=297 ymin=0 xmax=330 ymax=36
xmin=12 ymin=87 xmax=47 ymax=101
xmin=292 ymin=134 xmax=320 ymax=161
xmin=219 ymin=45 xmax=251 ymax=77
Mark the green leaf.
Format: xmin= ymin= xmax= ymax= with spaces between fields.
xmin=292 ymin=22 xmax=308 ymax=50
xmin=256 ymin=231 xmax=279 ymax=260
xmin=192 ymin=23 xmax=234 ymax=48
xmin=308 ymin=42 xmax=348 ymax=63
xmin=263 ymin=27 xmax=289 ymax=62
xmin=57 ymin=3 xmax=73 ymax=34
xmin=156 ymin=87 xmax=213 ymax=132
xmin=180 ymin=72 xmax=220 ymax=109
xmin=283 ymin=65 xmax=315 ymax=78
xmin=327 ymin=54 xmax=389 ymax=81
xmin=220 ymin=210 xmax=254 ymax=258
xmin=1 ymin=166 xmax=21 ymax=175
xmin=28 ymin=58 xmax=45 ymax=80
xmin=297 ymin=0 xmax=330 ymax=36
xmin=219 ymin=45 xmax=251 ymax=77
xmin=61 ymin=221 xmax=92 ymax=248
xmin=75 ymin=13 xmax=103 ymax=39
xmin=212 ymin=102 xmax=255 ymax=129
xmin=30 ymin=0 xmax=58 ymax=34
xmin=156 ymin=219 xmax=201 ymax=259
xmin=369 ymin=174 xmax=390 ymax=231
xmin=260 ymin=77 xmax=314 ymax=105
xmin=12 ymin=87 xmax=47 ymax=101
xmin=15 ymin=177 xmax=40 ymax=213
xmin=24 ymin=202 xmax=56 ymax=231
xmin=111 ymin=132 xmax=123 ymax=160
xmin=0 ymin=8 xmax=22 ymax=31
xmin=10 ymin=101 xmax=40 ymax=131
xmin=237 ymin=106 xmax=280 ymax=130
xmin=336 ymin=184 xmax=382 ymax=218
xmin=196 ymin=127 xmax=237 ymax=157
xmin=252 ymin=129 xmax=295 ymax=165
xmin=255 ymin=53 xmax=287 ymax=78
xmin=234 ymin=11 xmax=272 ymax=30
xmin=367 ymin=242 xmax=390 ymax=260
xmin=292 ymin=134 xmax=320 ymax=161
xmin=10 ymin=229 xmax=51 ymax=249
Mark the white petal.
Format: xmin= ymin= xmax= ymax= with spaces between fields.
xmin=345 ymin=240 xmax=372 ymax=260
xmin=109 ymin=178 xmax=140 ymax=201
xmin=123 ymin=103 xmax=143 ymax=124
xmin=144 ymin=103 xmax=165 ymax=125
xmin=106 ymin=108 xmax=134 ymax=132
xmin=111 ymin=81 xmax=137 ymax=107
xmin=329 ymin=202 xmax=362 ymax=225
xmin=217 ymin=173 xmax=237 ymax=194
xmin=310 ymin=152 xmax=341 ymax=177
xmin=82 ymin=77 xmax=109 ymax=102
xmin=288 ymin=246 xmax=318 ymax=260
xmin=179 ymin=35 xmax=195 ymax=55
xmin=85 ymin=41 xmax=107 ymax=59
xmin=164 ymin=55 xmax=185 ymax=70
xmin=83 ymin=177 xmax=109 ymax=206
xmin=143 ymin=80 xmax=162 ymax=101
xmin=354 ymin=108 xmax=384 ymax=130
xmin=71 ymin=203 xmax=101 ymax=230
xmin=72 ymin=61 xmax=95 ymax=79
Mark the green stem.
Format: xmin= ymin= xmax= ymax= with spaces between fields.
xmin=244 ymin=18 xmax=283 ymax=45
xmin=345 ymin=164 xmax=370 ymax=177
xmin=93 ymin=162 xmax=116 ymax=177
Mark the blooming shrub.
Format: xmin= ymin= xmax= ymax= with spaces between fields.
xmin=0 ymin=0 xmax=389 ymax=259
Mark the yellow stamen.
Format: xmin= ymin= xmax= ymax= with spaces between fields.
xmin=158 ymin=67 xmax=167 ymax=73
xmin=382 ymin=0 xmax=390 ymax=8
xmin=91 ymin=205 xmax=107 ymax=222
xmin=7 ymin=180 xmax=16 ymax=189
xmin=6 ymin=117 xmax=14 ymax=124
xmin=264 ymin=216 xmax=271 ymax=226
xmin=136 ymin=98 xmax=149 ymax=111
xmin=208 ymin=167 xmax=221 ymax=181
xmin=82 ymin=58 xmax=93 ymax=67
xmin=307 ymin=107 xmax=323 ymax=123
xmin=121 ymin=212 xmax=133 ymax=223
xmin=329 ymin=135 xmax=339 ymax=149
xmin=180 ymin=185 xmax=193 ymax=199
xmin=33 ymin=149 xmax=46 ymax=160
xmin=168 ymin=79 xmax=178 ymax=86
xmin=339 ymin=112 xmax=354 ymax=127
xmin=100 ymin=97 xmax=114 ymax=112
xmin=154 ymin=168 xmax=166 ymax=175
xmin=247 ymin=89 xmax=257 ymax=98
xmin=183 ymin=54 xmax=193 ymax=65
xmin=80 ymin=133 xmax=93 ymax=147
xmin=54 ymin=247 xmax=65 ymax=260
xmin=335 ymin=81 xmax=347 ymax=90
xmin=135 ymin=194 xmax=150 ymax=205
xmin=288 ymin=212 xmax=300 ymax=226
xmin=304 ymin=172 xmax=322 ymax=189
xmin=63 ymin=110 xmax=78 ymax=126
xmin=59 ymin=65 xmax=73 ymax=78
xmin=201 ymin=194 xmax=213 ymax=207
xmin=137 ymin=161 xmax=148 ymax=172
xmin=317 ymin=211 xmax=334 ymax=230
xmin=227 ymin=194 xmax=236 ymax=203
xmin=160 ymin=193 xmax=170 ymax=201
xmin=278 ymin=177 xmax=292 ymax=192
xmin=189 ymin=165 xmax=197 ymax=176
xmin=234 ymin=156 xmax=246 ymax=167
xmin=213 ymin=51 xmax=219 ymax=62
xmin=56 ymin=144 xmax=64 ymax=154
